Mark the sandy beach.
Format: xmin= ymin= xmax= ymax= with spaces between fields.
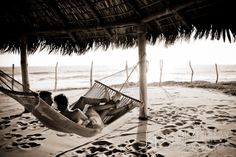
xmin=0 ymin=83 xmax=236 ymax=157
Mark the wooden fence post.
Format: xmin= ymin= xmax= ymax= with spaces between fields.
xmin=189 ymin=61 xmax=194 ymax=83
xmin=12 ymin=64 xmax=14 ymax=89
xmin=54 ymin=62 xmax=58 ymax=91
xmin=159 ymin=60 xmax=163 ymax=86
xmin=90 ymin=61 xmax=93 ymax=87
xmin=215 ymin=64 xmax=219 ymax=84
xmin=125 ymin=61 xmax=129 ymax=85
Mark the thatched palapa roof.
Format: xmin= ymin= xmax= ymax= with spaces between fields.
xmin=0 ymin=0 xmax=235 ymax=54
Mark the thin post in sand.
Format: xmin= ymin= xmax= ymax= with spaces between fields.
xmin=189 ymin=60 xmax=194 ymax=83
xmin=12 ymin=64 xmax=14 ymax=90
xmin=125 ymin=61 xmax=129 ymax=86
xmin=215 ymin=63 xmax=219 ymax=84
xmin=54 ymin=62 xmax=58 ymax=91
xmin=159 ymin=59 xmax=163 ymax=86
xmin=90 ymin=61 xmax=93 ymax=87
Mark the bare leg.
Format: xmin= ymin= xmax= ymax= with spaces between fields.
xmin=86 ymin=108 xmax=104 ymax=129
xmin=105 ymin=103 xmax=135 ymax=116
xmin=71 ymin=96 xmax=107 ymax=110
xmin=92 ymin=103 xmax=116 ymax=111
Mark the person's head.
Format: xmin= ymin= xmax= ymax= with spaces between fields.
xmin=54 ymin=94 xmax=68 ymax=112
xmin=39 ymin=91 xmax=53 ymax=106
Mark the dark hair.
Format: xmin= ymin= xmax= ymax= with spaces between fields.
xmin=39 ymin=91 xmax=52 ymax=99
xmin=54 ymin=94 xmax=68 ymax=112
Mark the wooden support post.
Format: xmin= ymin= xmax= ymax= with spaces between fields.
xmin=20 ymin=35 xmax=30 ymax=92
xmin=189 ymin=60 xmax=194 ymax=83
xmin=12 ymin=64 xmax=14 ymax=90
xmin=138 ymin=25 xmax=148 ymax=120
xmin=54 ymin=62 xmax=58 ymax=91
xmin=20 ymin=35 xmax=30 ymax=113
xmin=136 ymin=120 xmax=147 ymax=143
xmin=215 ymin=64 xmax=219 ymax=84
xmin=90 ymin=61 xmax=93 ymax=87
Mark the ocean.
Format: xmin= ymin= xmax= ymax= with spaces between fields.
xmin=0 ymin=64 xmax=236 ymax=91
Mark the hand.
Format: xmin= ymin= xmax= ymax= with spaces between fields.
xmin=112 ymin=93 xmax=121 ymax=102
xmin=101 ymin=98 xmax=108 ymax=103
xmin=82 ymin=119 xmax=90 ymax=126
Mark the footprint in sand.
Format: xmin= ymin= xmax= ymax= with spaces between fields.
xmin=16 ymin=121 xmax=28 ymax=126
xmin=192 ymin=120 xmax=202 ymax=125
xmin=161 ymin=141 xmax=170 ymax=147
xmin=3 ymin=133 xmax=22 ymax=140
xmin=162 ymin=126 xmax=178 ymax=135
xmin=231 ymin=129 xmax=236 ymax=135
xmin=207 ymin=126 xmax=216 ymax=130
xmin=18 ymin=142 xmax=41 ymax=150
xmin=11 ymin=128 xmax=17 ymax=132
xmin=129 ymin=139 xmax=135 ymax=143
xmin=0 ymin=119 xmax=11 ymax=130
xmin=73 ymin=138 xmax=159 ymax=157
xmin=4 ymin=141 xmax=41 ymax=151
xmin=207 ymin=139 xmax=228 ymax=149
xmin=4 ymin=133 xmax=13 ymax=139
xmin=118 ymin=143 xmax=127 ymax=147
xmin=206 ymin=111 xmax=214 ymax=114
xmin=75 ymin=145 xmax=126 ymax=156
xmin=175 ymin=122 xmax=184 ymax=126
xmin=92 ymin=140 xmax=113 ymax=146
xmin=2 ymin=133 xmax=45 ymax=151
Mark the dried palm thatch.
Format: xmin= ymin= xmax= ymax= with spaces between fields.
xmin=0 ymin=0 xmax=235 ymax=54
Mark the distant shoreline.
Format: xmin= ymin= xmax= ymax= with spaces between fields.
xmin=107 ymin=80 xmax=236 ymax=96
xmin=150 ymin=81 xmax=236 ymax=96
xmin=38 ymin=80 xmax=236 ymax=97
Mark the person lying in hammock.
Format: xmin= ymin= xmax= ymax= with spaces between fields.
xmin=68 ymin=91 xmax=136 ymax=123
xmin=22 ymin=91 xmax=53 ymax=114
xmin=39 ymin=91 xmax=53 ymax=106
xmin=70 ymin=88 xmax=121 ymax=112
xmin=54 ymin=94 xmax=105 ymax=129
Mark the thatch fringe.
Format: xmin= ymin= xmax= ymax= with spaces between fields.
xmin=0 ymin=24 xmax=235 ymax=55
xmin=0 ymin=0 xmax=235 ymax=54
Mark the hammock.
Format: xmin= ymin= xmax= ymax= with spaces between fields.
xmin=0 ymin=70 xmax=142 ymax=137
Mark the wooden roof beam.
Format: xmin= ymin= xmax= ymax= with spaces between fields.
xmin=155 ymin=20 xmax=164 ymax=33
xmin=157 ymin=0 xmax=189 ymax=28
xmin=126 ymin=1 xmax=154 ymax=33
xmin=141 ymin=1 xmax=196 ymax=23
xmin=174 ymin=12 xmax=189 ymax=28
xmin=81 ymin=0 xmax=112 ymax=37
xmin=126 ymin=1 xmax=141 ymax=17
xmin=28 ymin=21 xmax=138 ymax=35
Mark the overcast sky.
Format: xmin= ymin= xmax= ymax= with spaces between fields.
xmin=0 ymin=38 xmax=235 ymax=67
